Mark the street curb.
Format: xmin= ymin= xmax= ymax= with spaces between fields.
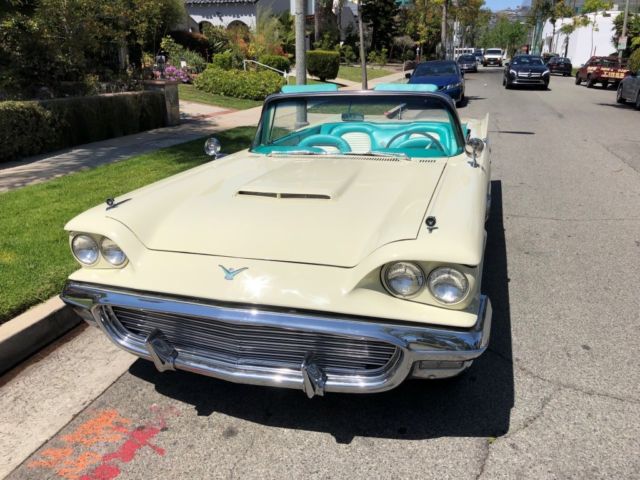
xmin=0 ymin=297 xmax=80 ymax=376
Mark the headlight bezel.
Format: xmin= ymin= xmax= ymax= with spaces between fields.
xmin=380 ymin=261 xmax=426 ymax=299
xmin=70 ymin=233 xmax=128 ymax=268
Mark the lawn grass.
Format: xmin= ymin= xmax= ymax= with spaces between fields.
xmin=338 ymin=66 xmax=393 ymax=82
xmin=0 ymin=126 xmax=256 ymax=324
xmin=179 ymin=84 xmax=262 ymax=110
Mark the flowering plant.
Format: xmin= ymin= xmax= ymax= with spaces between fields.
xmin=164 ymin=65 xmax=190 ymax=83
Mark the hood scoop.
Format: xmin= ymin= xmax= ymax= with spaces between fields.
xmin=238 ymin=190 xmax=331 ymax=200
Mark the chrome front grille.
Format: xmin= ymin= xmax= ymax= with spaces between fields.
xmin=106 ymin=306 xmax=399 ymax=377
xmin=517 ymin=71 xmax=542 ymax=78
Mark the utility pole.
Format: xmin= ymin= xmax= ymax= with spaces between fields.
xmin=357 ymin=0 xmax=368 ymax=89
xmin=441 ymin=0 xmax=448 ymax=59
xmin=295 ymin=0 xmax=307 ymax=86
xmin=619 ymin=0 xmax=630 ymax=61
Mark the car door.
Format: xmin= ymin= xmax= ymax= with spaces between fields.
xmin=633 ymin=72 xmax=640 ymax=100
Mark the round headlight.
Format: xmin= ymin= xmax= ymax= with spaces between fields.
xmin=427 ymin=267 xmax=469 ymax=304
xmin=382 ymin=262 xmax=425 ymax=298
xmin=71 ymin=234 xmax=99 ymax=265
xmin=100 ymin=237 xmax=127 ymax=266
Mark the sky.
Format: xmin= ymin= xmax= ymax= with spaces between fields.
xmin=483 ymin=0 xmax=528 ymax=11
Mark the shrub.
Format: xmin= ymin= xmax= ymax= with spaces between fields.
xmin=367 ymin=48 xmax=388 ymax=67
xmin=258 ymin=54 xmax=291 ymax=73
xmin=168 ymin=30 xmax=211 ymax=59
xmin=164 ymin=65 xmax=191 ymax=83
xmin=0 ymin=92 xmax=166 ymax=163
xmin=194 ymin=65 xmax=285 ymax=100
xmin=160 ymin=36 xmax=207 ymax=73
xmin=201 ymin=24 xmax=230 ymax=54
xmin=340 ymin=45 xmax=356 ymax=64
xmin=629 ymin=48 xmax=640 ymax=73
xmin=307 ymin=50 xmax=340 ymax=81
xmin=212 ymin=52 xmax=235 ymax=70
xmin=0 ymin=102 xmax=57 ymax=161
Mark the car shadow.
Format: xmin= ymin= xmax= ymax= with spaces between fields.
xmin=129 ymin=180 xmax=514 ymax=443
xmin=595 ymin=102 xmax=634 ymax=110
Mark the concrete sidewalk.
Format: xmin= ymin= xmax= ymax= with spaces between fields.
xmin=0 ymin=101 xmax=262 ymax=193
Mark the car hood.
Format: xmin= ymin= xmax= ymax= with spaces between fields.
xmin=105 ymin=153 xmax=446 ymax=267
xmin=410 ymin=75 xmax=460 ymax=87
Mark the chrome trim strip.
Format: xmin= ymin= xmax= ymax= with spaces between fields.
xmin=61 ymin=281 xmax=491 ymax=394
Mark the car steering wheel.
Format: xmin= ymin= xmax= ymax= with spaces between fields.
xmin=386 ymin=131 xmax=445 ymax=152
xmin=298 ymin=134 xmax=352 ymax=153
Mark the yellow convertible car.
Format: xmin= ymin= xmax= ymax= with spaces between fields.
xmin=62 ymin=84 xmax=492 ymax=398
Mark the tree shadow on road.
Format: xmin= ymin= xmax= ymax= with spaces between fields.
xmin=129 ymin=180 xmax=514 ymax=444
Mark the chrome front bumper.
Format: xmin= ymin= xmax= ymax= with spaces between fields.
xmin=62 ymin=281 xmax=492 ymax=396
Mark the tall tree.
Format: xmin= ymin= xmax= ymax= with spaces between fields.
xmin=361 ymin=0 xmax=399 ymax=52
xmin=582 ymin=0 xmax=612 ymax=56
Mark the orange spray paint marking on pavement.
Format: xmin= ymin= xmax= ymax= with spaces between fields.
xmin=61 ymin=409 xmax=131 ymax=446
xmin=27 ymin=406 xmax=177 ymax=480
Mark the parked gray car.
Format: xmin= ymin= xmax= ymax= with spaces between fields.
xmin=616 ymin=69 xmax=640 ymax=109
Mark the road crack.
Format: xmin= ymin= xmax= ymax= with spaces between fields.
xmin=475 ymin=439 xmax=491 ymax=480
xmin=486 ymin=348 xmax=640 ymax=405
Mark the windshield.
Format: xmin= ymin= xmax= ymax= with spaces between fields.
xmin=252 ymin=94 xmax=463 ymax=159
xmin=458 ymin=55 xmax=476 ymax=62
xmin=512 ymin=56 xmax=544 ymax=66
xmin=414 ymin=63 xmax=458 ymax=76
xmin=486 ymin=49 xmax=502 ymax=55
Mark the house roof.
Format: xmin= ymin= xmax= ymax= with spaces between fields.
xmin=185 ymin=0 xmax=258 ymax=4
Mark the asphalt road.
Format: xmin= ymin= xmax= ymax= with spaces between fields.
xmin=5 ymin=68 xmax=640 ymax=480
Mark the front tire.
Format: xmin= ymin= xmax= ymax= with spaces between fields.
xmin=635 ymin=92 xmax=640 ymax=110
xmin=587 ymin=74 xmax=596 ymax=88
xmin=575 ymin=73 xmax=582 ymax=85
xmin=616 ymin=84 xmax=626 ymax=103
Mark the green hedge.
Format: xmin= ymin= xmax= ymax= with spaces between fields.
xmin=629 ymin=49 xmax=640 ymax=73
xmin=307 ymin=50 xmax=340 ymax=81
xmin=0 ymin=91 xmax=166 ymax=163
xmin=259 ymin=55 xmax=291 ymax=73
xmin=194 ymin=65 xmax=285 ymax=100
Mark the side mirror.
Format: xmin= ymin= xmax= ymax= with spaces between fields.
xmin=465 ymin=138 xmax=485 ymax=168
xmin=204 ymin=136 xmax=222 ymax=159
xmin=505 ymin=62 xmax=510 ymax=67
xmin=405 ymin=72 xmax=412 ymax=79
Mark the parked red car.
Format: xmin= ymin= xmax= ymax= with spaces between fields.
xmin=575 ymin=56 xmax=630 ymax=88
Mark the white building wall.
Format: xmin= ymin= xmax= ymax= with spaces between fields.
xmin=541 ymin=10 xmax=621 ymax=66
xmin=188 ymin=4 xmax=258 ymax=28
xmin=188 ymin=0 xmax=291 ymax=30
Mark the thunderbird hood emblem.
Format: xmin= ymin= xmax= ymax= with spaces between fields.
xmin=219 ymin=265 xmax=248 ymax=280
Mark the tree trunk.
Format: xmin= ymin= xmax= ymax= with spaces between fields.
xmin=441 ymin=0 xmax=448 ymax=59
xmin=315 ymin=0 xmax=321 ymax=43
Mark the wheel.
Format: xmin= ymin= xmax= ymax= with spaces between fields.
xmin=563 ymin=72 xmax=569 ymax=77
xmin=502 ymin=76 xmax=506 ymax=86
xmin=575 ymin=73 xmax=581 ymax=85
xmin=505 ymin=80 xmax=511 ymax=89
xmin=635 ymin=92 xmax=640 ymax=110
xmin=616 ymin=84 xmax=626 ymax=104
xmin=601 ymin=81 xmax=608 ymax=89
xmin=586 ymin=74 xmax=595 ymax=88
